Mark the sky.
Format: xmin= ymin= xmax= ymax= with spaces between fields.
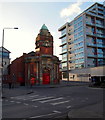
xmin=0 ymin=0 xmax=104 ymax=61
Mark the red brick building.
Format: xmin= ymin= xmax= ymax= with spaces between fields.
xmin=5 ymin=24 xmax=60 ymax=86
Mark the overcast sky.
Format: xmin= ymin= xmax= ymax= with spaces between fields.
xmin=0 ymin=0 xmax=104 ymax=61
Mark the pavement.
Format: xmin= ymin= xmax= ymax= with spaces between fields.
xmin=2 ymin=81 xmax=104 ymax=119
xmin=2 ymin=81 xmax=90 ymax=97
xmin=68 ymin=101 xmax=104 ymax=119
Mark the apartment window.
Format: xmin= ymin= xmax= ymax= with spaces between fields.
xmin=63 ymin=72 xmax=68 ymax=78
xmin=74 ymin=16 xmax=83 ymax=24
xmin=0 ymin=52 xmax=9 ymax=58
xmin=91 ymin=17 xmax=95 ymax=23
xmin=75 ymin=47 xmax=84 ymax=53
xmin=78 ymin=31 xmax=83 ymax=36
xmin=62 ymin=49 xmax=67 ymax=53
xmin=62 ymin=45 xmax=67 ymax=49
xmin=96 ymin=19 xmax=104 ymax=25
xmin=62 ymin=57 xmax=67 ymax=62
xmin=74 ymin=41 xmax=84 ymax=49
xmin=62 ymin=53 xmax=67 ymax=58
xmin=61 ymin=28 xmax=66 ymax=36
xmin=98 ymin=59 xmax=105 ymax=65
xmin=61 ymin=36 xmax=67 ymax=44
xmin=88 ymin=58 xmax=97 ymax=66
xmin=75 ymin=52 xmax=84 ymax=58
xmin=75 ymin=63 xmax=84 ymax=68
xmin=96 ymin=28 xmax=104 ymax=34
xmin=97 ymin=48 xmax=104 ymax=53
xmin=62 ymin=53 xmax=67 ymax=62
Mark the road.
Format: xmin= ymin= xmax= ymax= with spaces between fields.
xmin=2 ymin=85 xmax=103 ymax=119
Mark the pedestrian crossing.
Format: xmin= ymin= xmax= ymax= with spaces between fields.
xmin=40 ymin=97 xmax=63 ymax=103
xmin=9 ymin=94 xmax=71 ymax=106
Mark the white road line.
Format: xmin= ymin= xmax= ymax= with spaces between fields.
xmin=16 ymin=102 xmax=21 ymax=104
xmin=66 ymin=106 xmax=72 ymax=109
xmin=10 ymin=101 xmax=14 ymax=102
xmin=15 ymin=97 xmax=25 ymax=100
xmin=40 ymin=97 xmax=64 ymax=103
xmin=10 ymin=97 xmax=14 ymax=99
xmin=30 ymin=111 xmax=60 ymax=118
xmin=32 ymin=96 xmax=54 ymax=102
xmin=51 ymin=100 xmax=70 ymax=105
xmin=29 ymin=95 xmax=39 ymax=97
xmin=23 ymin=103 xmax=29 ymax=106
xmin=23 ymin=95 xmax=39 ymax=100
xmin=53 ymin=110 xmax=61 ymax=113
xmin=33 ymin=106 xmax=38 ymax=108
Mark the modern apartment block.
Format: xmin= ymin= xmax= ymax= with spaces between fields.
xmin=59 ymin=2 xmax=105 ymax=81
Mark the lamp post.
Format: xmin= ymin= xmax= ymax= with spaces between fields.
xmin=2 ymin=27 xmax=18 ymax=88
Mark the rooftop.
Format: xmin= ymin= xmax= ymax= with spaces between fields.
xmin=41 ymin=24 xmax=48 ymax=30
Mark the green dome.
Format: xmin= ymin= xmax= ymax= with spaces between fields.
xmin=41 ymin=24 xmax=48 ymax=30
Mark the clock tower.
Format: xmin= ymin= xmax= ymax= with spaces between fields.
xmin=7 ymin=24 xmax=60 ymax=86
xmin=35 ymin=24 xmax=53 ymax=56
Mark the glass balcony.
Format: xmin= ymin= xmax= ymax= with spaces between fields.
xmin=97 ymin=44 xmax=105 ymax=48
xmin=87 ymin=43 xmax=105 ymax=48
xmin=86 ymin=12 xmax=96 ymax=16
xmin=87 ymin=54 xmax=97 ymax=57
xmin=96 ymin=34 xmax=105 ymax=38
xmin=98 ymin=10 xmax=104 ymax=14
xmin=87 ymin=43 xmax=97 ymax=47
xmin=96 ymin=24 xmax=104 ymax=28
xmin=97 ymin=55 xmax=105 ymax=58
xmin=98 ymin=6 xmax=104 ymax=10
xmin=86 ymin=12 xmax=104 ymax=18
xmin=86 ymin=32 xmax=96 ymax=36
xmin=86 ymin=21 xmax=95 ymax=26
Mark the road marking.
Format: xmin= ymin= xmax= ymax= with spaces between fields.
xmin=10 ymin=97 xmax=14 ymax=99
xmin=23 ymin=95 xmax=39 ymax=100
xmin=40 ymin=97 xmax=64 ymax=103
xmin=16 ymin=102 xmax=21 ymax=104
xmin=53 ymin=110 xmax=61 ymax=113
xmin=23 ymin=103 xmax=29 ymax=106
xmin=51 ymin=100 xmax=70 ymax=105
xmin=32 ymin=96 xmax=54 ymax=102
xmin=29 ymin=95 xmax=39 ymax=97
xmin=66 ymin=106 xmax=71 ymax=109
xmin=33 ymin=106 xmax=38 ymax=108
xmin=30 ymin=111 xmax=60 ymax=118
xmin=15 ymin=97 xmax=25 ymax=100
xmin=10 ymin=101 xmax=14 ymax=102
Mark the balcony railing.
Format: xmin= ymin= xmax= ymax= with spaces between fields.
xmin=87 ymin=43 xmax=105 ymax=48
xmin=87 ymin=54 xmax=97 ymax=57
xmin=96 ymin=24 xmax=104 ymax=28
xmin=87 ymin=43 xmax=97 ymax=47
xmin=86 ymin=12 xmax=104 ymax=18
xmin=86 ymin=21 xmax=104 ymax=28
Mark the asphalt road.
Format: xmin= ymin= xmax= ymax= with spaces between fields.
xmin=2 ymin=86 xmax=103 ymax=119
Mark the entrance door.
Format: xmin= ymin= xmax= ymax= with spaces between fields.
xmin=43 ymin=73 xmax=50 ymax=84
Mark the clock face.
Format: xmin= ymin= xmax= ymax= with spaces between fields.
xmin=43 ymin=41 xmax=50 ymax=47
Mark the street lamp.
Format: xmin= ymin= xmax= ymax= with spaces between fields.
xmin=1 ymin=27 xmax=18 ymax=87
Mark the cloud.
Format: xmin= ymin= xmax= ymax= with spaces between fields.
xmin=60 ymin=2 xmax=82 ymax=18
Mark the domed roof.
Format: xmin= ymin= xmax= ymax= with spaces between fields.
xmin=41 ymin=24 xmax=48 ymax=30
